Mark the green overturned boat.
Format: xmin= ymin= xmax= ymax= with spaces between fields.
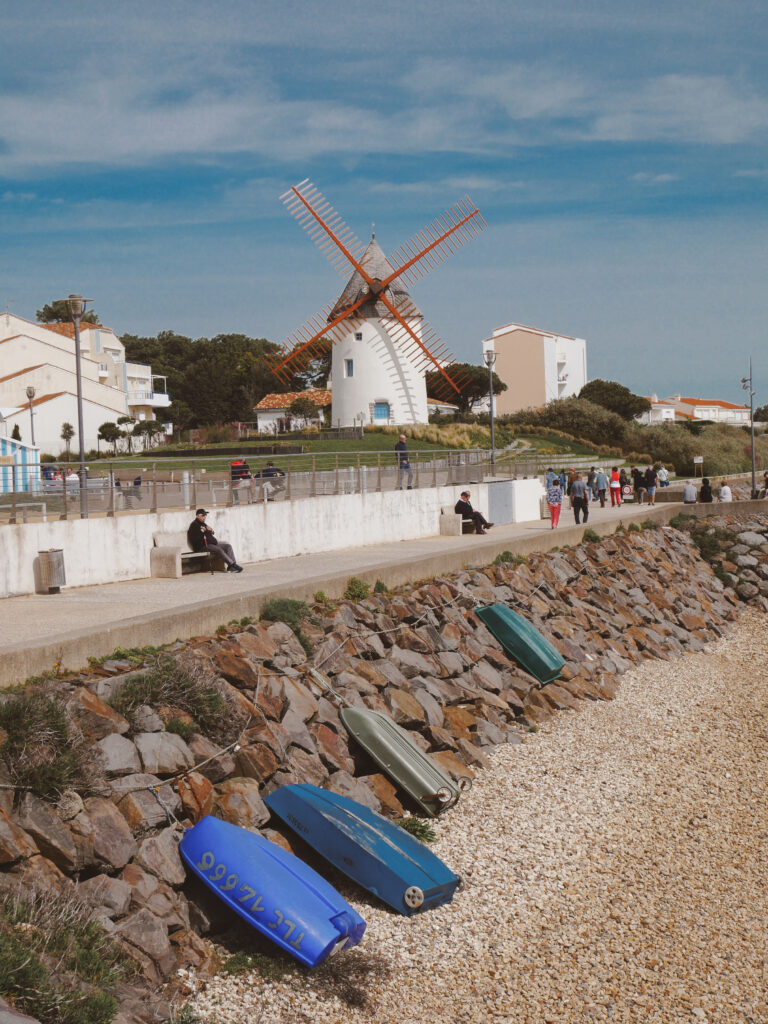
xmin=475 ymin=603 xmax=565 ymax=684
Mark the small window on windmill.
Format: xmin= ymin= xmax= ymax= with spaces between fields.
xmin=354 ymin=331 xmax=363 ymax=341
xmin=344 ymin=359 xmax=354 ymax=378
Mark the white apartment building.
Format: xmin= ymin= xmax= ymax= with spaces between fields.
xmin=0 ymin=313 xmax=170 ymax=454
xmin=483 ymin=322 xmax=587 ymax=416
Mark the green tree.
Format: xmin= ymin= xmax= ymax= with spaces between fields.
xmin=578 ymin=379 xmax=651 ymax=421
xmin=754 ymin=403 xmax=768 ymax=422
xmin=60 ymin=421 xmax=75 ymax=457
xmin=11 ymin=423 xmax=21 ymax=441
xmin=36 ymin=300 xmax=100 ymax=324
xmin=426 ymin=362 xmax=507 ymax=415
xmin=117 ymin=416 xmax=135 ymax=453
xmin=133 ymin=419 xmax=163 ymax=449
xmin=98 ymin=422 xmax=123 ymax=454
xmin=295 ymin=337 xmax=333 ymax=390
xmin=287 ymin=396 xmax=319 ymax=423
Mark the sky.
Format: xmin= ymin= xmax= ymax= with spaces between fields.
xmin=1 ymin=0 xmax=767 ymax=404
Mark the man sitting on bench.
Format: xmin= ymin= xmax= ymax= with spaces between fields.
xmin=187 ymin=509 xmax=244 ymax=572
xmin=454 ymin=490 xmax=494 ymax=535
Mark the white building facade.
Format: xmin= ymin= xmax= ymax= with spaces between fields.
xmin=484 ymin=322 xmax=587 ymax=416
xmin=0 ymin=313 xmax=170 ymax=454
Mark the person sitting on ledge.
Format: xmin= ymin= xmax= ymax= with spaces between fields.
xmin=698 ymin=477 xmax=714 ymax=503
xmin=682 ymin=480 xmax=697 ymax=504
xmin=454 ymin=490 xmax=494 ymax=535
xmin=187 ymin=509 xmax=244 ymax=572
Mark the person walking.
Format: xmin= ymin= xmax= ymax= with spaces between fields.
xmin=569 ymin=472 xmax=590 ymax=524
xmin=587 ymin=466 xmax=597 ymax=501
xmin=631 ymin=466 xmax=645 ymax=505
xmin=595 ymin=467 xmax=608 ymax=508
xmin=610 ymin=466 xmax=622 ymax=507
xmin=546 ymin=477 xmax=564 ymax=528
xmin=658 ymin=464 xmax=670 ymax=487
xmin=644 ymin=464 xmax=658 ymax=505
xmin=187 ymin=509 xmax=244 ymax=572
xmin=395 ymin=434 xmax=414 ymax=490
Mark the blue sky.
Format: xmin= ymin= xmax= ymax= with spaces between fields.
xmin=2 ymin=0 xmax=767 ymax=403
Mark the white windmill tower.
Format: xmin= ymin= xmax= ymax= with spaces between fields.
xmin=270 ymin=180 xmax=486 ymax=427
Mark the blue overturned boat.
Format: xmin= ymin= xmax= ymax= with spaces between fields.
xmin=264 ymin=784 xmax=460 ymax=915
xmin=179 ymin=816 xmax=366 ymax=968
xmin=475 ymin=603 xmax=565 ymax=684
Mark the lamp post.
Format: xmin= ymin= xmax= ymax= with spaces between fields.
xmin=25 ymin=386 xmax=36 ymax=448
xmin=484 ymin=348 xmax=497 ymax=474
xmin=741 ymin=357 xmax=757 ymax=499
xmin=64 ymin=293 xmax=92 ymax=518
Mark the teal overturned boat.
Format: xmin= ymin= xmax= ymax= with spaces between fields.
xmin=264 ymin=784 xmax=460 ymax=915
xmin=475 ymin=603 xmax=565 ymax=684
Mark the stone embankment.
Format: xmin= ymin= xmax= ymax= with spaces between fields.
xmin=1 ymin=513 xmax=767 ymax=1023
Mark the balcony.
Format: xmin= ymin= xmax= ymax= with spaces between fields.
xmin=127 ymin=390 xmax=171 ymax=409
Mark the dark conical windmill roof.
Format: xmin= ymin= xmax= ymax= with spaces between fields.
xmin=329 ymin=236 xmax=423 ymax=321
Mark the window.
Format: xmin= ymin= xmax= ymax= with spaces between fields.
xmin=373 ymin=401 xmax=390 ymax=421
xmin=354 ymin=331 xmax=363 ymax=341
xmin=344 ymin=359 xmax=354 ymax=378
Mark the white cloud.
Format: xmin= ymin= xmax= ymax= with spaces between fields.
xmin=629 ymin=173 xmax=680 ymax=183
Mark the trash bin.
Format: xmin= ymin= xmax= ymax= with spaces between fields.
xmin=38 ymin=548 xmax=66 ymax=594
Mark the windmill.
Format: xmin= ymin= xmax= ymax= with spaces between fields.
xmin=269 ymin=179 xmax=486 ymax=427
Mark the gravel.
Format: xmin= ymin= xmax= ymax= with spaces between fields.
xmin=185 ymin=609 xmax=768 ymax=1024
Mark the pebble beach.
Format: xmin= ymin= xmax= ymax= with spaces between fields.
xmin=188 ymin=607 xmax=768 ymax=1024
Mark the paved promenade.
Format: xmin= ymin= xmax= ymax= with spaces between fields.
xmin=0 ymin=497 xmax=710 ymax=686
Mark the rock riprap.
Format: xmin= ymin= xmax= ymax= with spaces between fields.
xmin=1 ymin=514 xmax=766 ymax=1023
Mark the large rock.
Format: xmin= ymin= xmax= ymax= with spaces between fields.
xmin=111 ymin=773 xmax=182 ymax=831
xmin=235 ymin=742 xmax=279 ymax=784
xmin=325 ymin=770 xmax=381 ymax=812
xmin=135 ymin=732 xmax=194 ymax=775
xmin=78 ymin=874 xmax=132 ymax=917
xmin=0 ymin=816 xmax=38 ymax=864
xmin=121 ymin=862 xmax=188 ymax=929
xmin=76 ymin=797 xmax=137 ymax=870
xmin=263 ymin=621 xmax=307 ymax=664
xmin=311 ymin=723 xmax=355 ymax=774
xmin=115 ymin=908 xmax=175 ymax=982
xmin=0 ymin=995 xmax=42 ymax=1024
xmin=384 ymin=688 xmax=426 ymax=727
xmin=177 ymin=772 xmax=215 ymax=822
xmin=238 ymin=624 xmax=278 ymax=660
xmin=215 ymin=778 xmax=270 ymax=829
xmin=360 ymin=774 xmax=404 ymax=817
xmin=287 ymin=746 xmax=330 ymax=788
xmin=187 ymin=734 xmax=236 ymax=783
xmin=66 ymin=688 xmax=129 ymax=740
xmin=16 ymin=793 xmax=79 ymax=872
xmin=280 ymin=707 xmax=316 ymax=753
xmin=281 ymin=676 xmax=320 ymax=722
xmin=136 ymin=827 xmax=186 ymax=886
xmin=213 ymin=649 xmax=261 ymax=689
xmin=97 ymin=733 xmax=141 ymax=776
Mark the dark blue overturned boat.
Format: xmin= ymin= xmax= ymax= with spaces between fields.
xmin=475 ymin=603 xmax=565 ymax=684
xmin=179 ymin=816 xmax=366 ymax=968
xmin=264 ymin=784 xmax=460 ymax=915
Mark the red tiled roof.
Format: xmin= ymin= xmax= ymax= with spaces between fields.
xmin=41 ymin=321 xmax=103 ymax=338
xmin=676 ymin=397 xmax=749 ymax=411
xmin=254 ymin=388 xmax=332 ymax=411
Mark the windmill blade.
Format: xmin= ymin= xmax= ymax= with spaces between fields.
xmin=267 ymin=294 xmax=369 ymax=384
xmin=280 ymin=179 xmax=369 ymax=279
xmin=384 ymin=197 xmax=486 ymax=290
xmin=377 ymin=291 xmax=465 ymax=396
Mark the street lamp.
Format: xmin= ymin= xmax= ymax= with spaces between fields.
xmin=25 ymin=386 xmax=36 ymax=448
xmin=63 ymin=293 xmax=92 ymax=518
xmin=483 ymin=347 xmax=497 ymax=474
xmin=741 ymin=357 xmax=757 ymax=499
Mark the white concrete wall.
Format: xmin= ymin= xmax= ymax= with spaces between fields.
xmin=0 ymin=482 xmax=488 ymax=599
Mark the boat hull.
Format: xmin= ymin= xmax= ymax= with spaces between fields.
xmin=264 ymin=784 xmax=460 ymax=915
xmin=475 ymin=603 xmax=565 ymax=684
xmin=179 ymin=816 xmax=366 ymax=968
xmin=339 ymin=707 xmax=468 ymax=817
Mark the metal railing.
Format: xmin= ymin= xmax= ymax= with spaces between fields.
xmin=0 ymin=448 xmax=618 ymax=525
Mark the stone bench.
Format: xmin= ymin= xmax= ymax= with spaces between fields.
xmin=150 ymin=531 xmax=227 ymax=578
xmin=439 ymin=505 xmax=475 ymax=536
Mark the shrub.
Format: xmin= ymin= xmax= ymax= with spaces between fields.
xmin=493 ymin=550 xmax=527 ymax=565
xmin=344 ymin=577 xmax=370 ymax=601
xmin=373 ymin=579 xmax=389 ymax=594
xmin=640 ymin=519 xmax=659 ymax=531
xmin=109 ymin=656 xmax=231 ymax=741
xmin=0 ymin=693 xmax=92 ymax=799
xmin=260 ymin=598 xmax=314 ymax=656
xmin=0 ymin=886 xmax=123 ymax=1024
xmin=165 ymin=718 xmax=196 ymax=742
xmin=396 ymin=817 xmax=437 ymax=843
xmin=582 ymin=528 xmax=601 ymax=543
xmin=628 ymin=522 xmax=641 ymax=532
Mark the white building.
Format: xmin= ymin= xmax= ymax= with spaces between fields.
xmin=328 ymin=236 xmax=428 ymax=427
xmin=253 ymin=388 xmax=332 ymax=433
xmin=483 ymin=321 xmax=587 ymax=416
xmin=637 ymin=394 xmax=751 ymax=426
xmin=0 ymin=313 xmax=170 ymax=454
